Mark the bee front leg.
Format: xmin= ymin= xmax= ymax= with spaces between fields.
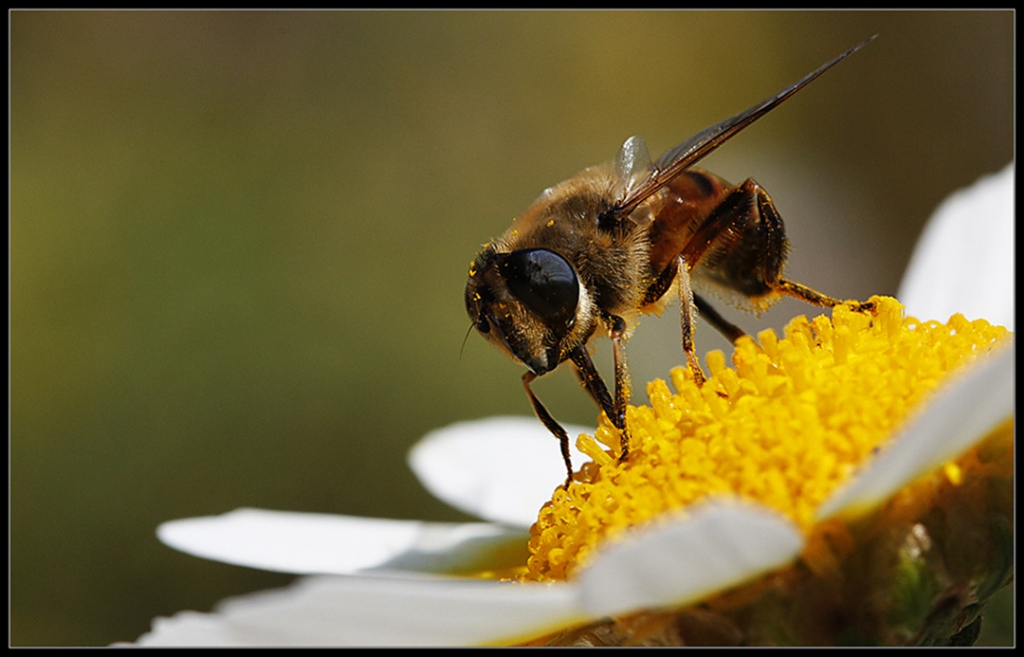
xmin=570 ymin=343 xmax=631 ymax=461
xmin=523 ymin=371 xmax=574 ymax=489
xmin=570 ymin=347 xmax=615 ymax=417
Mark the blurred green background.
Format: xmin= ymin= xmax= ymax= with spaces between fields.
xmin=11 ymin=11 xmax=1012 ymax=646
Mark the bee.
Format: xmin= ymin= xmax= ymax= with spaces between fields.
xmin=465 ymin=37 xmax=877 ymax=487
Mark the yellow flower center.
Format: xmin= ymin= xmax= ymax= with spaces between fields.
xmin=522 ymin=296 xmax=1010 ymax=582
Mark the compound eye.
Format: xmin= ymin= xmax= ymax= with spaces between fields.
xmin=500 ymin=248 xmax=579 ymax=330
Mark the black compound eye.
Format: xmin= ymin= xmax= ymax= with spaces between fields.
xmin=500 ymin=248 xmax=579 ymax=330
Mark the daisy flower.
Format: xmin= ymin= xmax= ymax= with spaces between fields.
xmin=134 ymin=163 xmax=1013 ymax=646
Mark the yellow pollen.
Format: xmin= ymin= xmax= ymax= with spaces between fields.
xmin=522 ymin=296 xmax=1010 ymax=582
xmin=942 ymin=462 xmax=963 ymax=486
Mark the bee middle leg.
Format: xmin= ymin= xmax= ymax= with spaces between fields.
xmin=675 ymin=256 xmax=707 ymax=387
xmin=642 ymin=255 xmax=709 ymax=387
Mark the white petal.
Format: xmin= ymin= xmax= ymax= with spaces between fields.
xmin=817 ymin=340 xmax=1014 ymax=520
xmin=899 ymin=163 xmax=1014 ymax=330
xmin=577 ymin=500 xmax=805 ymax=617
xmin=409 ymin=416 xmax=593 ymax=527
xmin=157 ymin=508 xmax=529 ymax=576
xmin=140 ymin=504 xmax=809 ymax=646
xmin=136 ymin=574 xmax=583 ymax=647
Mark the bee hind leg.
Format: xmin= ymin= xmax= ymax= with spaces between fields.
xmin=740 ymin=181 xmax=873 ymax=314
xmin=773 ymin=278 xmax=875 ymax=313
xmin=693 ymin=293 xmax=747 ymax=344
xmin=682 ymin=178 xmax=874 ymax=316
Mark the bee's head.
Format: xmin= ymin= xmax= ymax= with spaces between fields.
xmin=465 ymin=245 xmax=592 ymax=375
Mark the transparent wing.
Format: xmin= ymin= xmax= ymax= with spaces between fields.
xmin=609 ymin=36 xmax=876 ymax=221
xmin=612 ymin=135 xmax=653 ymax=201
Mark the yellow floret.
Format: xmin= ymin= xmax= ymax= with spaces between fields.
xmin=522 ymin=296 xmax=1010 ymax=582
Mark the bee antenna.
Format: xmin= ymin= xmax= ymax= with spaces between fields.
xmin=459 ymin=322 xmax=476 ymax=361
